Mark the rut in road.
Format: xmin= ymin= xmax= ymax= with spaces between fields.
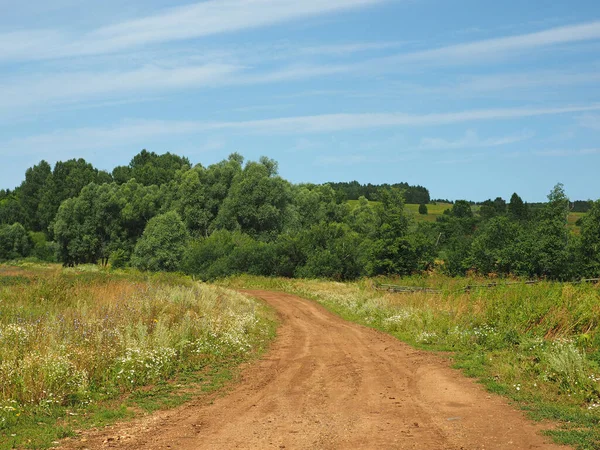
xmin=61 ymin=290 xmax=566 ymax=450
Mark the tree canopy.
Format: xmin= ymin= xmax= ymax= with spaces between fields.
xmin=2 ymin=151 xmax=598 ymax=281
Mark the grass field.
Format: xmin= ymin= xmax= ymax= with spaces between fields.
xmin=569 ymin=212 xmax=585 ymax=234
xmin=0 ymin=264 xmax=275 ymax=449
xmin=224 ymin=275 xmax=600 ymax=450
xmin=405 ymin=202 xmax=453 ymax=222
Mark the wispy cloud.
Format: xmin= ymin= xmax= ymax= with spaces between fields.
xmin=535 ymin=148 xmax=600 ymax=157
xmin=578 ymin=114 xmax=600 ymax=130
xmin=2 ymin=64 xmax=241 ymax=111
xmin=299 ymin=41 xmax=406 ymax=56
xmin=1 ymin=61 xmax=355 ymax=118
xmin=219 ymin=105 xmax=600 ymax=133
xmin=0 ymin=0 xmax=389 ymax=62
xmin=378 ymin=20 xmax=600 ymax=67
xmin=419 ymin=129 xmax=535 ymax=150
xmin=3 ymin=104 xmax=599 ymax=155
xmin=459 ymin=70 xmax=600 ymax=92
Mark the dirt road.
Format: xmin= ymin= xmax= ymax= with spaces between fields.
xmin=62 ymin=290 xmax=565 ymax=449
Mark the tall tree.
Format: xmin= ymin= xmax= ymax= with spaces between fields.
xmin=53 ymin=183 xmax=122 ymax=266
xmin=0 ymin=223 xmax=31 ymax=261
xmin=112 ymin=150 xmax=190 ymax=186
xmin=39 ymin=159 xmax=111 ymax=235
xmin=367 ymin=188 xmax=418 ymax=275
xmin=578 ymin=200 xmax=600 ymax=276
xmin=508 ymin=193 xmax=528 ymax=221
xmin=533 ymin=183 xmax=572 ymax=278
xmin=212 ymin=157 xmax=291 ymax=238
xmin=18 ymin=160 xmax=52 ymax=231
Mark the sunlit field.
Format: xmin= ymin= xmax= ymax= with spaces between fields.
xmin=224 ymin=275 xmax=600 ymax=449
xmin=0 ymin=265 xmax=274 ymax=449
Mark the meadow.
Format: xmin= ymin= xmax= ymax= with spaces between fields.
xmin=0 ymin=264 xmax=275 ymax=449
xmin=223 ymin=275 xmax=600 ymax=450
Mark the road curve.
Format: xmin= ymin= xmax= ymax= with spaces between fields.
xmin=62 ymin=290 xmax=565 ymax=449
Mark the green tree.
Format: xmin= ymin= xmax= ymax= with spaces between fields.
xmin=131 ymin=211 xmax=189 ymax=272
xmin=418 ymin=203 xmax=428 ymax=215
xmin=449 ymin=200 xmax=473 ymax=219
xmin=118 ymin=180 xmax=162 ymax=242
xmin=0 ymin=223 xmax=32 ymax=261
xmin=17 ymin=160 xmax=52 ymax=231
xmin=40 ymin=159 xmax=111 ymax=234
xmin=533 ymin=183 xmax=572 ymax=278
xmin=212 ymin=157 xmax=291 ymax=238
xmin=0 ymin=193 xmax=25 ymax=226
xmin=294 ymin=223 xmax=364 ymax=280
xmin=169 ymin=166 xmax=213 ymax=236
xmin=53 ymin=183 xmax=122 ymax=266
xmin=288 ymin=184 xmax=349 ymax=231
xmin=508 ymin=193 xmax=528 ymax=221
xmin=29 ymin=231 xmax=57 ymax=261
xmin=349 ymin=196 xmax=379 ymax=236
xmin=478 ymin=198 xmax=506 ymax=221
xmin=112 ymin=150 xmax=191 ymax=186
xmin=578 ymin=200 xmax=600 ymax=276
xmin=469 ymin=216 xmax=521 ymax=275
xmin=366 ymin=188 xmax=418 ymax=275
xmin=183 ymin=230 xmax=276 ymax=279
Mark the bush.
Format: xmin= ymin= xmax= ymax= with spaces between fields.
xmin=0 ymin=223 xmax=32 ymax=261
xmin=109 ymin=249 xmax=128 ymax=269
xmin=183 ymin=230 xmax=276 ymax=280
xmin=418 ymin=203 xmax=428 ymax=215
xmin=131 ymin=211 xmax=189 ymax=272
xmin=29 ymin=231 xmax=57 ymax=262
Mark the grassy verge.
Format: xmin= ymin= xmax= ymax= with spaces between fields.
xmin=0 ymin=265 xmax=276 ymax=449
xmin=221 ymin=275 xmax=600 ymax=450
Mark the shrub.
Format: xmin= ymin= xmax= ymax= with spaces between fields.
xmin=0 ymin=223 xmax=32 ymax=261
xmin=131 ymin=211 xmax=189 ymax=272
xmin=109 ymin=249 xmax=128 ymax=269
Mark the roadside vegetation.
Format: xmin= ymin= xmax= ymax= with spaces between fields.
xmin=223 ymin=275 xmax=600 ymax=450
xmin=0 ymin=264 xmax=275 ymax=449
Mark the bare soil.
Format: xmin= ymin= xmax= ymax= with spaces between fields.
xmin=61 ymin=290 xmax=566 ymax=449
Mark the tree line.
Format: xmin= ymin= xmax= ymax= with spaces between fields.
xmin=1 ymin=150 xmax=599 ymax=280
xmin=327 ymin=181 xmax=430 ymax=204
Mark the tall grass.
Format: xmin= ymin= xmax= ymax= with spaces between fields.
xmin=0 ymin=267 xmax=273 ymax=437
xmin=223 ymin=274 xmax=600 ymax=449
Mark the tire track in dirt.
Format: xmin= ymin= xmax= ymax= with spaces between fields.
xmin=61 ymin=290 xmax=566 ymax=449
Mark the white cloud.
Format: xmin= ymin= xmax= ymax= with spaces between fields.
xmin=419 ymin=130 xmax=535 ymax=150
xmin=0 ymin=0 xmax=389 ymax=62
xmin=378 ymin=21 xmax=600 ymax=67
xmin=1 ymin=62 xmax=351 ymax=115
xmin=452 ymin=70 xmax=600 ymax=93
xmin=2 ymin=64 xmax=241 ymax=111
xmin=215 ymin=105 xmax=600 ymax=134
xmin=578 ymin=114 xmax=600 ymax=130
xmin=3 ymin=104 xmax=599 ymax=155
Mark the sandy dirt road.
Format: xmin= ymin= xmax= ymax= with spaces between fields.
xmin=61 ymin=290 xmax=565 ymax=449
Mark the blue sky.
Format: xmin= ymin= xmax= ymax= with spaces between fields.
xmin=2 ymin=0 xmax=600 ymax=202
